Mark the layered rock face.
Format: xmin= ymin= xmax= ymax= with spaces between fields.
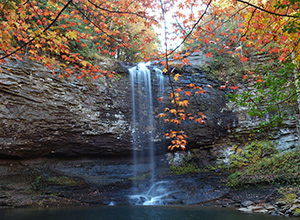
xmin=160 ymin=65 xmax=238 ymax=148
xmin=0 ymin=59 xmax=298 ymax=159
xmin=0 ymin=60 xmax=132 ymax=158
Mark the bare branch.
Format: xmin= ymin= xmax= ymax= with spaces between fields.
xmin=167 ymin=0 xmax=213 ymax=57
xmin=241 ymin=8 xmax=257 ymax=38
xmin=159 ymin=0 xmax=180 ymax=111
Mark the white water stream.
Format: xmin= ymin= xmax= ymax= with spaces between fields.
xmin=129 ymin=63 xmax=167 ymax=205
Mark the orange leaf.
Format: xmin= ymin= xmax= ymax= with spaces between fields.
xmin=175 ymin=88 xmax=182 ymax=93
xmin=158 ymin=113 xmax=166 ymax=118
xmin=169 ymin=109 xmax=177 ymax=115
xmin=195 ymin=90 xmax=207 ymax=95
xmin=240 ymin=56 xmax=248 ymax=62
xmin=184 ymin=91 xmax=192 ymax=96
xmin=186 ymin=83 xmax=195 ymax=88
xmin=160 ymin=60 xmax=166 ymax=65
xmin=229 ymin=86 xmax=238 ymax=90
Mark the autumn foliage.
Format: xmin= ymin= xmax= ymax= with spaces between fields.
xmin=1 ymin=0 xmax=299 ymax=150
xmin=0 ymin=0 xmax=159 ymax=79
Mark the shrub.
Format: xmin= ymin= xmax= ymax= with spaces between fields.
xmin=228 ymin=140 xmax=277 ymax=169
xmin=226 ymin=147 xmax=300 ymax=187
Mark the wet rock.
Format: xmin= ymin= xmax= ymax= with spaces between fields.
xmin=251 ymin=205 xmax=264 ymax=211
xmin=162 ymin=68 xmax=236 ymax=150
xmin=0 ymin=199 xmax=8 ymax=206
xmin=277 ymin=205 xmax=290 ymax=213
xmin=238 ymin=207 xmax=253 ymax=213
xmin=290 ymin=204 xmax=300 ymax=211
xmin=168 ymin=152 xmax=188 ymax=167
xmin=253 ymin=209 xmax=268 ymax=214
xmin=286 ymin=204 xmax=300 ymax=215
xmin=0 ymin=194 xmax=7 ymax=199
xmin=167 ymin=198 xmax=183 ymax=205
xmin=263 ymin=203 xmax=275 ymax=210
xmin=275 ymin=200 xmax=287 ymax=207
xmin=1 ymin=59 xmax=297 ymax=159
xmin=293 ymin=213 xmax=300 ymax=217
xmin=236 ymin=198 xmax=300 ymax=217
xmin=241 ymin=200 xmax=254 ymax=207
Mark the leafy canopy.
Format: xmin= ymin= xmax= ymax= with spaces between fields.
xmin=0 ymin=0 xmax=159 ymax=78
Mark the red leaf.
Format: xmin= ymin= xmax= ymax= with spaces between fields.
xmin=206 ymin=52 xmax=213 ymax=58
xmin=240 ymin=57 xmax=248 ymax=62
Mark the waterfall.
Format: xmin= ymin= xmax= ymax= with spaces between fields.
xmin=129 ymin=63 xmax=155 ymax=183
xmin=129 ymin=63 xmax=167 ymax=205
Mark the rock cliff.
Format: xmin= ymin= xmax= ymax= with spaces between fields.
xmin=0 ymin=59 xmax=132 ymax=158
xmin=0 ymin=59 xmax=298 ymax=159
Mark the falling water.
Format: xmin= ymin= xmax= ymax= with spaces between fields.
xmin=129 ymin=63 xmax=168 ymax=205
xmin=129 ymin=63 xmax=155 ymax=184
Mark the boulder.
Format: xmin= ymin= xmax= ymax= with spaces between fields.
xmin=241 ymin=200 xmax=254 ymax=207
xmin=238 ymin=207 xmax=253 ymax=213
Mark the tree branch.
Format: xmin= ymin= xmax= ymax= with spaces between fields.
xmin=0 ymin=0 xmax=73 ymax=60
xmin=236 ymin=0 xmax=300 ymax=18
xmin=71 ymin=2 xmax=111 ymax=38
xmin=167 ymin=0 xmax=212 ymax=57
xmin=241 ymin=8 xmax=257 ymax=38
xmin=87 ymin=0 xmax=158 ymax=23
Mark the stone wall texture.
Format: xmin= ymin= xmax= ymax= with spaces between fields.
xmin=0 ymin=59 xmax=298 ymax=159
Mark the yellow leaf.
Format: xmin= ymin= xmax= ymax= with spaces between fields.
xmin=174 ymin=73 xmax=181 ymax=81
xmin=169 ymin=109 xmax=177 ymax=115
xmin=66 ymin=31 xmax=77 ymax=40
xmin=81 ymin=60 xmax=88 ymax=67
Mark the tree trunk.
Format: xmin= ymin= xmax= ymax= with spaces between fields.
xmin=292 ymin=53 xmax=300 ymax=145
